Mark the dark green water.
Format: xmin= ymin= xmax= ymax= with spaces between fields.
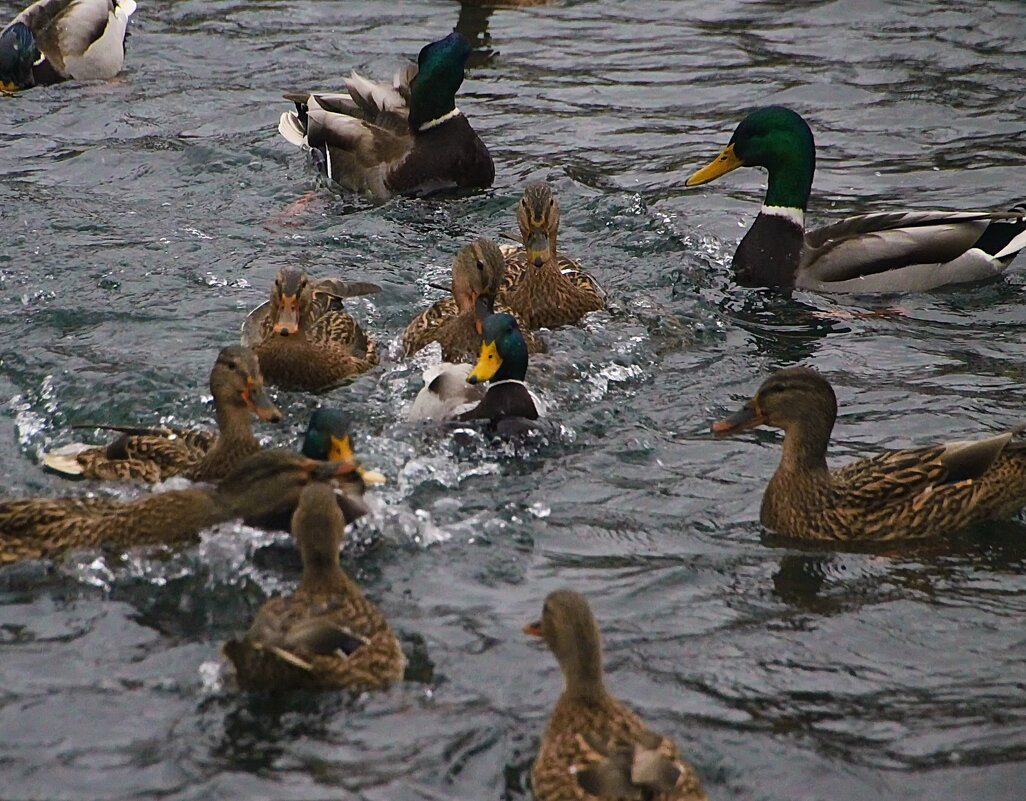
xmin=2 ymin=1 xmax=1026 ymax=798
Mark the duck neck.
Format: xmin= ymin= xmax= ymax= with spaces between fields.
xmin=763 ymin=148 xmax=814 ymax=213
xmin=298 ymin=539 xmax=356 ymax=595
xmin=492 ymin=339 xmax=528 ymax=383
xmin=560 ymin=640 xmax=607 ymax=703
xmin=777 ymin=417 xmax=832 ymax=477
xmin=213 ymin=399 xmax=255 ymax=446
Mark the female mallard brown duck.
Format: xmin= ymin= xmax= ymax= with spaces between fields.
xmin=712 ymin=367 xmax=1026 ymax=540
xmin=242 ymin=266 xmax=379 ymax=391
xmin=499 ymin=182 xmax=604 ymax=330
xmin=0 ymin=0 xmax=136 ymax=92
xmin=42 ymin=346 xmax=281 ymax=483
xmin=527 ymin=590 xmax=707 ymax=801
xmin=223 ymin=481 xmax=405 ymax=692
xmin=400 ymin=238 xmax=543 ymax=361
xmin=243 ymin=407 xmax=385 ymax=531
xmin=277 ymin=32 xmax=493 ymax=200
xmin=686 ymin=106 xmax=1026 ymax=292
xmin=0 ymin=449 xmax=361 ymax=566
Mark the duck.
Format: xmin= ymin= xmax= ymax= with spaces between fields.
xmin=458 ymin=311 xmax=542 ymax=423
xmin=526 ymin=589 xmax=707 ymax=801
xmin=0 ymin=449 xmax=362 ymax=566
xmin=243 ymin=407 xmax=386 ymax=531
xmin=401 ymin=238 xmax=543 ymax=362
xmin=223 ymin=480 xmax=405 ymax=692
xmin=685 ymin=106 xmax=1026 ymax=292
xmin=242 ymin=266 xmax=379 ymax=391
xmin=277 ymin=32 xmax=494 ymax=200
xmin=0 ymin=0 xmax=136 ymax=93
xmin=712 ymin=366 xmax=1026 ymax=540
xmin=499 ymin=182 xmax=604 ymax=330
xmin=42 ymin=346 xmax=282 ymax=483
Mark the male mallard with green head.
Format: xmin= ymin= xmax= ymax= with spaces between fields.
xmin=224 ymin=480 xmax=405 ymax=692
xmin=713 ymin=367 xmax=1026 ymax=540
xmin=459 ymin=311 xmax=540 ymax=423
xmin=526 ymin=589 xmax=707 ymax=801
xmin=0 ymin=449 xmax=361 ymax=566
xmin=278 ymin=32 xmax=493 ymax=199
xmin=0 ymin=0 xmax=136 ymax=92
xmin=43 ymin=346 xmax=281 ymax=483
xmin=401 ymin=238 xmax=542 ymax=362
xmin=686 ymin=106 xmax=1026 ymax=292
xmin=500 ymin=182 xmax=604 ymax=330
xmin=243 ymin=266 xmax=379 ymax=391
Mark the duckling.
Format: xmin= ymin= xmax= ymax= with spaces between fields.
xmin=42 ymin=346 xmax=281 ymax=483
xmin=500 ymin=182 xmax=604 ymax=330
xmin=713 ymin=367 xmax=1026 ymax=540
xmin=0 ymin=0 xmax=136 ymax=92
xmin=527 ymin=590 xmax=707 ymax=801
xmin=0 ymin=450 xmax=361 ymax=566
xmin=401 ymin=238 xmax=542 ymax=361
xmin=243 ymin=407 xmax=385 ymax=531
xmin=223 ymin=481 xmax=405 ymax=691
xmin=686 ymin=106 xmax=1026 ymax=291
xmin=278 ymin=32 xmax=493 ymax=199
xmin=243 ymin=266 xmax=379 ymax=391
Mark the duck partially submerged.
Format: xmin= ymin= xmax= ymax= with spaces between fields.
xmin=527 ymin=590 xmax=707 ymax=801
xmin=0 ymin=449 xmax=361 ymax=566
xmin=277 ymin=32 xmax=494 ymax=199
xmin=224 ymin=481 xmax=405 ymax=692
xmin=401 ymin=238 xmax=542 ymax=362
xmin=242 ymin=267 xmax=379 ymax=391
xmin=500 ymin=182 xmax=604 ymax=330
xmin=713 ymin=367 xmax=1026 ymax=540
xmin=459 ymin=312 xmax=541 ymax=423
xmin=0 ymin=0 xmax=136 ymax=93
xmin=43 ymin=346 xmax=281 ymax=483
xmin=686 ymin=106 xmax=1026 ymax=292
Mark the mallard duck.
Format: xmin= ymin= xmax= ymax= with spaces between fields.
xmin=685 ymin=106 xmax=1026 ymax=292
xmin=459 ymin=312 xmax=541 ymax=422
xmin=243 ymin=407 xmax=386 ymax=531
xmin=277 ymin=32 xmax=494 ymax=200
xmin=712 ymin=367 xmax=1026 ymax=540
xmin=0 ymin=449 xmax=361 ymax=566
xmin=526 ymin=589 xmax=707 ymax=801
xmin=401 ymin=238 xmax=543 ymax=361
xmin=499 ymin=182 xmax=604 ymax=330
xmin=42 ymin=346 xmax=281 ymax=483
xmin=242 ymin=266 xmax=379 ymax=391
xmin=0 ymin=0 xmax=136 ymax=92
xmin=223 ymin=481 xmax=405 ymax=692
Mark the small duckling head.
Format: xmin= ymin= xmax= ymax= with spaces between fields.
xmin=0 ymin=23 xmax=37 ymax=93
xmin=466 ymin=313 xmax=529 ymax=385
xmin=517 ymin=182 xmax=560 ymax=268
xmin=211 ymin=345 xmax=282 ymax=423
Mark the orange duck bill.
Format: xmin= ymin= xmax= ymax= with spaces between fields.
xmin=243 ymin=380 xmax=283 ymax=422
xmin=711 ymin=400 xmax=764 ymax=434
xmin=523 ymin=620 xmax=543 ymax=637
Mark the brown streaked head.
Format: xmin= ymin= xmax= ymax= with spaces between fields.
xmin=269 ymin=266 xmax=310 ymax=336
xmin=712 ymin=367 xmax=836 ymax=435
xmin=451 ymin=238 xmax=506 ymax=312
xmin=211 ymin=345 xmax=283 ymax=423
xmin=516 ymin=182 xmax=560 ymax=268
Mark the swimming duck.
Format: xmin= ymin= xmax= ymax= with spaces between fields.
xmin=459 ymin=312 xmax=540 ymax=423
xmin=277 ymin=32 xmax=493 ymax=200
xmin=242 ymin=266 xmax=379 ymax=391
xmin=685 ymin=106 xmax=1026 ymax=292
xmin=0 ymin=0 xmax=136 ymax=92
xmin=401 ymin=238 xmax=543 ymax=361
xmin=712 ymin=367 xmax=1026 ymax=540
xmin=42 ymin=346 xmax=281 ymax=483
xmin=243 ymin=407 xmax=385 ymax=531
xmin=0 ymin=449 xmax=361 ymax=566
xmin=527 ymin=589 xmax=707 ymax=801
xmin=499 ymin=182 xmax=604 ymax=330
xmin=223 ymin=481 xmax=405 ymax=692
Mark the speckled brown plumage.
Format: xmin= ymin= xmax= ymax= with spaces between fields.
xmin=528 ymin=590 xmax=706 ymax=801
xmin=0 ymin=450 xmax=360 ymax=566
xmin=499 ymin=182 xmax=604 ymax=331
xmin=45 ymin=346 xmax=281 ymax=484
xmin=713 ymin=367 xmax=1026 ymax=540
xmin=224 ymin=482 xmax=404 ymax=692
xmin=245 ymin=267 xmax=379 ymax=391
xmin=401 ymin=238 xmax=543 ymax=362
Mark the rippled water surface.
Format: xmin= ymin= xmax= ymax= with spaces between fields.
xmin=3 ymin=1 xmax=1026 ymax=798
